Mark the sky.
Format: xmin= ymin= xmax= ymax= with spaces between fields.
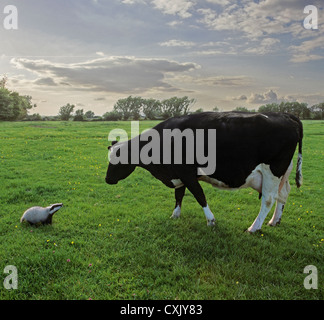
xmin=1 ymin=0 xmax=324 ymax=116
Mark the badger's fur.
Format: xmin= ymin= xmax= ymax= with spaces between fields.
xmin=20 ymin=203 xmax=63 ymax=225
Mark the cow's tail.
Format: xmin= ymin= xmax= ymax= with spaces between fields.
xmin=295 ymin=120 xmax=303 ymax=188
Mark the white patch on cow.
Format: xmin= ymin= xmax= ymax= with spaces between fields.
xmin=203 ymin=205 xmax=215 ymax=226
xmin=247 ymin=164 xmax=281 ymax=233
xmin=171 ymin=205 xmax=181 ymax=219
xmin=171 ymin=179 xmax=184 ymax=188
xmin=240 ymin=164 xmax=263 ymax=192
xmin=260 ymin=114 xmax=269 ymax=119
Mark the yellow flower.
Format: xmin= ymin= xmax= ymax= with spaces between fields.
xmin=98 ymin=224 xmax=101 ymax=227
xmin=71 ymin=241 xmax=74 ymax=245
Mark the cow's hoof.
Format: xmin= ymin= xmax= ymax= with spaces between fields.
xmin=207 ymin=219 xmax=215 ymax=227
xmin=244 ymin=228 xmax=262 ymax=234
xmin=268 ymin=218 xmax=281 ymax=227
xmin=171 ymin=206 xmax=181 ymax=219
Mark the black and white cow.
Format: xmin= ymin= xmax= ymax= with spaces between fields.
xmin=105 ymin=112 xmax=303 ymax=233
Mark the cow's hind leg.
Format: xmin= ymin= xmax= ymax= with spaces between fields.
xmin=171 ymin=186 xmax=186 ymax=219
xmin=247 ymin=165 xmax=281 ymax=233
xmin=268 ymin=161 xmax=293 ymax=227
xmin=180 ymin=176 xmax=215 ymax=226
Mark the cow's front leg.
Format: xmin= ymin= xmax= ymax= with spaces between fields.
xmin=181 ymin=176 xmax=215 ymax=226
xmin=171 ymin=186 xmax=186 ymax=219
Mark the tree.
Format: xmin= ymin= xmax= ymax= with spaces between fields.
xmin=0 ymin=75 xmax=8 ymax=89
xmin=0 ymin=87 xmax=34 ymax=121
xmin=310 ymin=103 xmax=324 ymax=120
xmin=73 ymin=109 xmax=84 ymax=121
xmin=258 ymin=103 xmax=280 ymax=113
xmin=232 ymin=106 xmax=249 ymax=112
xmin=142 ymin=98 xmax=161 ymax=120
xmin=113 ymin=96 xmax=143 ymax=120
xmin=58 ymin=103 xmax=75 ymax=120
xmin=103 ymin=111 xmax=122 ymax=121
xmin=160 ymin=96 xmax=195 ymax=119
xmin=25 ymin=113 xmax=42 ymax=121
xmin=85 ymin=110 xmax=95 ymax=119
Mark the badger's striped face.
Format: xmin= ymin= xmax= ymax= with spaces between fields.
xmin=49 ymin=203 xmax=63 ymax=214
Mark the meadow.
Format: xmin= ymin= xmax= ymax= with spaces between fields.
xmin=0 ymin=120 xmax=323 ymax=300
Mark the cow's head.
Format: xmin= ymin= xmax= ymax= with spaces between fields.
xmin=105 ymin=140 xmax=136 ymax=185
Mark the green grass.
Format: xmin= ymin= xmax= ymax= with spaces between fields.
xmin=0 ymin=120 xmax=323 ymax=300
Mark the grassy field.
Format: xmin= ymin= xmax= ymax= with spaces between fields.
xmin=0 ymin=120 xmax=323 ymax=300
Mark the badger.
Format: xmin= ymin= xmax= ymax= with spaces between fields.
xmin=20 ymin=203 xmax=63 ymax=225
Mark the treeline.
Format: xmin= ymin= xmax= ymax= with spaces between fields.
xmin=232 ymin=102 xmax=324 ymax=120
xmin=1 ymin=75 xmax=324 ymax=121
xmin=52 ymin=96 xmax=195 ymax=121
xmin=103 ymin=96 xmax=194 ymax=121
xmin=55 ymin=98 xmax=324 ymax=121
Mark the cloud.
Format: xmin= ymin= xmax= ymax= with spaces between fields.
xmin=159 ymin=39 xmax=196 ymax=47
xmin=289 ymin=33 xmax=324 ymax=62
xmin=197 ymin=0 xmax=323 ymax=39
xmin=206 ymin=0 xmax=229 ymax=6
xmin=233 ymin=90 xmax=281 ymax=104
xmin=121 ymin=0 xmax=146 ymax=4
xmin=244 ymin=38 xmax=280 ymax=55
xmin=200 ymin=75 xmax=250 ymax=87
xmin=33 ymin=77 xmax=58 ymax=86
xmin=233 ymin=94 xmax=247 ymax=101
xmin=120 ymin=0 xmax=195 ymax=18
xmin=247 ymin=89 xmax=279 ymax=104
xmin=170 ymin=74 xmax=251 ymax=88
xmin=10 ymin=56 xmax=199 ymax=94
xmin=151 ymin=0 xmax=195 ymax=18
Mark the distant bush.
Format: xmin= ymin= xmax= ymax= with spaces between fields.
xmin=103 ymin=111 xmax=122 ymax=121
